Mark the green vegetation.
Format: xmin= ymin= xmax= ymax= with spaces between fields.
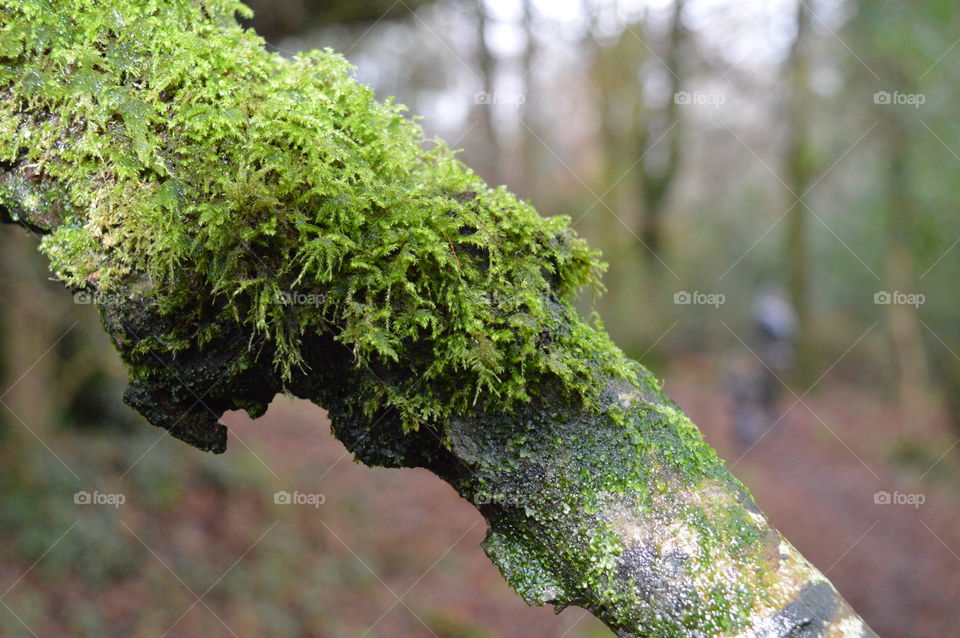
xmin=0 ymin=3 xmax=874 ymax=636
xmin=458 ymin=386 xmax=772 ymax=635
xmin=0 ymin=0 xmax=635 ymax=434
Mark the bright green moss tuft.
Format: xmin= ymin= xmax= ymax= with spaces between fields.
xmin=0 ymin=0 xmax=638 ymax=432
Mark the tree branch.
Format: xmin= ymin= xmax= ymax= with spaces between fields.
xmin=0 ymin=1 xmax=878 ymax=636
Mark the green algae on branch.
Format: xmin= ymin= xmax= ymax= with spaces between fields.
xmin=443 ymin=379 xmax=789 ymax=636
xmin=0 ymin=0 xmax=637 ymax=433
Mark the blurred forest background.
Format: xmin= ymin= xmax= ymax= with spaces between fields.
xmin=1 ymin=1 xmax=959 ymax=637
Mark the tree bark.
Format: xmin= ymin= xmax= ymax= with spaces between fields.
xmin=0 ymin=1 xmax=877 ymax=635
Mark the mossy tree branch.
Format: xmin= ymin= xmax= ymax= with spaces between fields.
xmin=0 ymin=1 xmax=878 ymax=636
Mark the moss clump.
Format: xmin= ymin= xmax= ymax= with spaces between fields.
xmin=0 ymin=0 xmax=638 ymax=433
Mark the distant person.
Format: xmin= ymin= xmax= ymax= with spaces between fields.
xmin=729 ymin=288 xmax=797 ymax=450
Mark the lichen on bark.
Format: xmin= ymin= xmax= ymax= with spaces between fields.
xmin=0 ymin=1 xmax=879 ymax=636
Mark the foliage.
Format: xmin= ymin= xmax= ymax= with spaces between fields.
xmin=0 ymin=0 xmax=637 ymax=433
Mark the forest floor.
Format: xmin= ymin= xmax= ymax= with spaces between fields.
xmin=1 ymin=353 xmax=957 ymax=638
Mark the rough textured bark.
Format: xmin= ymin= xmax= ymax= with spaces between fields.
xmin=0 ymin=1 xmax=877 ymax=636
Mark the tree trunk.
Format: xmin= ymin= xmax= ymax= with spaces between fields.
xmin=0 ymin=228 xmax=58 ymax=445
xmin=882 ymin=117 xmax=931 ymax=432
xmin=639 ymin=0 xmax=685 ymax=264
xmin=0 ymin=1 xmax=877 ymax=635
xmin=518 ymin=0 xmax=539 ymax=198
xmin=783 ymin=0 xmax=814 ymax=384
xmin=475 ymin=0 xmax=501 ymax=186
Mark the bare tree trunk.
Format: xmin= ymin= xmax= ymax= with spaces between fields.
xmin=518 ymin=0 xmax=538 ymax=197
xmin=584 ymin=4 xmax=646 ymax=252
xmin=584 ymin=0 xmax=684 ymax=265
xmin=639 ymin=0 xmax=685 ymax=263
xmin=475 ymin=0 xmax=501 ymax=185
xmin=0 ymin=1 xmax=878 ymax=634
xmin=882 ymin=118 xmax=931 ymax=431
xmin=783 ymin=0 xmax=815 ymax=383
xmin=0 ymin=229 xmax=57 ymax=441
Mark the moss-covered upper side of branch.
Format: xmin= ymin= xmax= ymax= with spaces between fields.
xmin=0 ymin=0 xmax=640 ymax=432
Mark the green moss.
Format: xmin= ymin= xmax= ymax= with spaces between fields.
xmin=0 ymin=0 xmax=637 ymax=433
xmin=0 ymin=5 xmax=856 ymax=634
xmin=445 ymin=379 xmax=778 ymax=636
